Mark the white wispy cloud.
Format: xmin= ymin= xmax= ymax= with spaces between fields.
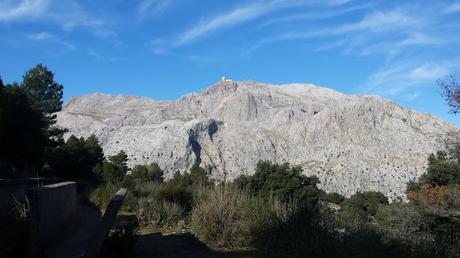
xmin=247 ymin=8 xmax=420 ymax=55
xmin=409 ymin=64 xmax=450 ymax=82
xmin=283 ymin=9 xmax=416 ymax=39
xmin=155 ymin=0 xmax=326 ymax=48
xmin=138 ymin=0 xmax=172 ymax=15
xmin=399 ymin=33 xmax=441 ymax=46
xmin=28 ymin=31 xmax=53 ymax=40
xmin=27 ymin=31 xmax=76 ymax=49
xmin=328 ymin=0 xmax=353 ymax=6
xmin=0 ymin=0 xmax=108 ymax=36
xmin=362 ymin=60 xmax=455 ymax=97
xmin=88 ymin=50 xmax=103 ymax=62
xmin=444 ymin=2 xmax=460 ymax=13
xmin=258 ymin=3 xmax=372 ymax=29
xmin=0 ymin=0 xmax=50 ymax=21
xmin=175 ymin=1 xmax=281 ymax=46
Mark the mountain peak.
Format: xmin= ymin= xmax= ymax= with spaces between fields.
xmin=56 ymin=81 xmax=458 ymax=199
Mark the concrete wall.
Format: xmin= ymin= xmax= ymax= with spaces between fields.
xmin=27 ymin=181 xmax=79 ymax=253
xmin=0 ymin=178 xmax=59 ymax=216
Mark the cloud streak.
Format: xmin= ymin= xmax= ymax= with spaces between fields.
xmin=138 ymin=0 xmax=172 ymax=15
xmin=0 ymin=0 xmax=108 ymax=36
xmin=362 ymin=60 xmax=456 ymax=98
xmin=27 ymin=31 xmax=76 ymax=49
xmin=175 ymin=1 xmax=285 ymax=46
xmin=0 ymin=0 xmax=50 ymax=21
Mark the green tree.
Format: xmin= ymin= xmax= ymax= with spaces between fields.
xmin=0 ymin=85 xmax=50 ymax=177
xmin=342 ymin=191 xmax=388 ymax=216
xmin=131 ymin=163 xmax=164 ymax=183
xmin=46 ymin=134 xmax=104 ymax=180
xmin=422 ymin=151 xmax=459 ymax=187
xmin=21 ymin=64 xmax=63 ymax=113
xmin=168 ymin=164 xmax=209 ymax=187
xmin=95 ymin=151 xmax=128 ymax=183
xmin=236 ymin=161 xmax=323 ymax=204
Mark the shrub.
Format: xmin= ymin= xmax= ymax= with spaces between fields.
xmin=375 ymin=202 xmax=434 ymax=253
xmin=336 ymin=206 xmax=368 ymax=232
xmin=0 ymin=199 xmax=29 ymax=258
xmin=155 ymin=185 xmax=194 ymax=212
xmin=191 ymin=185 xmax=294 ymax=250
xmin=89 ymin=184 xmax=120 ymax=209
xmin=252 ymin=204 xmax=339 ymax=258
xmin=343 ymin=191 xmax=389 ymax=216
xmin=137 ymin=199 xmax=185 ymax=227
xmin=191 ymin=186 xmax=252 ymax=249
xmin=322 ymin=192 xmax=345 ymax=204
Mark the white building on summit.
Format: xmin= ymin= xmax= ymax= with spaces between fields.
xmin=221 ymin=76 xmax=232 ymax=82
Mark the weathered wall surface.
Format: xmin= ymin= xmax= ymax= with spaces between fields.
xmin=0 ymin=179 xmax=59 ymax=216
xmin=27 ymin=181 xmax=79 ymax=252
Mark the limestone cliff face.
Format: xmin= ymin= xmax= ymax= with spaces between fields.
xmin=56 ymin=81 xmax=459 ymax=198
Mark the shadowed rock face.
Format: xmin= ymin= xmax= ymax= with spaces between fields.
xmin=56 ymin=81 xmax=459 ymax=199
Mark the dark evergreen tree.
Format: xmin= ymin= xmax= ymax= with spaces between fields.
xmin=0 ymin=76 xmax=4 ymax=91
xmin=46 ymin=134 xmax=104 ymax=180
xmin=95 ymin=151 xmax=128 ymax=183
xmin=235 ymin=160 xmax=323 ymax=204
xmin=131 ymin=163 xmax=164 ymax=183
xmin=0 ymin=85 xmax=49 ymax=177
xmin=21 ymin=64 xmax=63 ymax=113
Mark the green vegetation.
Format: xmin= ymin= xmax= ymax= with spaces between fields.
xmin=44 ymin=135 xmax=104 ymax=180
xmin=94 ymin=151 xmax=129 ymax=184
xmin=21 ymin=64 xmax=64 ymax=114
xmin=235 ymin=161 xmax=323 ymax=204
xmin=130 ymin=163 xmax=164 ymax=183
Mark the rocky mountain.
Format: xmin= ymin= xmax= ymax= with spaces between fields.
xmin=56 ymin=80 xmax=459 ymax=198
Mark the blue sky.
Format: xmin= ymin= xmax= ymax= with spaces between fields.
xmin=1 ymin=0 xmax=460 ymax=126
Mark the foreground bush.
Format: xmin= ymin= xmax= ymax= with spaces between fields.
xmin=375 ymin=202 xmax=435 ymax=255
xmin=155 ymin=185 xmax=194 ymax=212
xmin=252 ymin=204 xmax=340 ymax=258
xmin=137 ymin=198 xmax=185 ymax=227
xmin=191 ymin=186 xmax=252 ymax=249
xmin=89 ymin=183 xmax=120 ymax=209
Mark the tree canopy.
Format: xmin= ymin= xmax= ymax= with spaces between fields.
xmin=45 ymin=134 xmax=104 ymax=180
xmin=131 ymin=163 xmax=164 ymax=183
xmin=438 ymin=75 xmax=460 ymax=114
xmin=235 ymin=161 xmax=323 ymax=204
xmin=0 ymin=85 xmax=50 ymax=176
xmin=95 ymin=151 xmax=128 ymax=183
xmin=21 ymin=64 xmax=63 ymax=113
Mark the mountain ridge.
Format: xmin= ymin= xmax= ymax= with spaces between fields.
xmin=56 ymin=80 xmax=459 ymax=199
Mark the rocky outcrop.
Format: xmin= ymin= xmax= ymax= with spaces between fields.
xmin=56 ymin=81 xmax=459 ymax=198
